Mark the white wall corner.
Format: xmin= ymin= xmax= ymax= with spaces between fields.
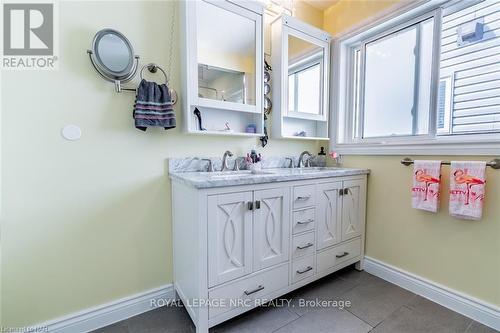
xmin=35 ymin=284 xmax=174 ymax=333
xmin=364 ymin=256 xmax=500 ymax=331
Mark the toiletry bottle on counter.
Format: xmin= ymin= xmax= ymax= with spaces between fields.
xmin=250 ymin=149 xmax=258 ymax=163
xmin=317 ymin=146 xmax=326 ymax=166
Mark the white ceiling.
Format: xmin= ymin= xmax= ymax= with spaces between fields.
xmin=302 ymin=0 xmax=339 ymax=11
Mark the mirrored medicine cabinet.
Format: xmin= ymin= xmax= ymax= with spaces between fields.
xmin=271 ymin=15 xmax=331 ymax=140
xmin=181 ymin=0 xmax=264 ymax=137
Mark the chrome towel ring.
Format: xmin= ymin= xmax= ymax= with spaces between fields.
xmin=140 ymin=63 xmax=178 ymax=105
xmin=140 ymin=63 xmax=169 ymax=85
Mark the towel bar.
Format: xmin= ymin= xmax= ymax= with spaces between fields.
xmin=401 ymin=157 xmax=500 ymax=169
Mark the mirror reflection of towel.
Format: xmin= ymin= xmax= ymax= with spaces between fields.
xmin=133 ymin=79 xmax=176 ymax=131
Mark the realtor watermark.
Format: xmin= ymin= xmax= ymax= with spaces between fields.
xmin=1 ymin=1 xmax=58 ymax=70
xmin=0 ymin=326 xmax=48 ymax=333
xmin=151 ymin=297 xmax=351 ymax=310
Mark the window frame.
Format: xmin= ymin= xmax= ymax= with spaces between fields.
xmin=287 ymin=51 xmax=323 ymax=119
xmin=354 ymin=11 xmax=438 ymax=142
xmin=331 ymin=0 xmax=500 ymax=155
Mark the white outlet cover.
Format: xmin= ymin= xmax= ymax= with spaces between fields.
xmin=62 ymin=125 xmax=82 ymax=141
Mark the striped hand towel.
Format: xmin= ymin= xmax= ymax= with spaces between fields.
xmin=134 ymin=79 xmax=176 ymax=131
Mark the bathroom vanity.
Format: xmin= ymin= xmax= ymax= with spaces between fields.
xmin=170 ymin=164 xmax=369 ymax=333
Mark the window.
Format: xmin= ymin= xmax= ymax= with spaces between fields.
xmin=437 ymin=77 xmax=452 ymax=134
xmin=288 ymin=63 xmax=320 ymax=114
xmin=287 ymin=46 xmax=324 ymax=119
xmin=333 ymin=0 xmax=500 ymax=155
xmin=360 ymin=18 xmax=434 ymax=138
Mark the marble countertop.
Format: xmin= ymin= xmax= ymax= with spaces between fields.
xmin=169 ymin=167 xmax=370 ymax=189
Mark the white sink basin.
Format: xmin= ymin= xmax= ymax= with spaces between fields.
xmin=208 ymin=170 xmax=276 ymax=179
xmin=274 ymin=167 xmax=343 ymax=174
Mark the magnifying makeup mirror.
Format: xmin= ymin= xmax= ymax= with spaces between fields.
xmin=87 ymin=29 xmax=139 ymax=92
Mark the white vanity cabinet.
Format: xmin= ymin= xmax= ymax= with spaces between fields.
xmin=171 ymin=175 xmax=367 ymax=333
xmin=207 ymin=188 xmax=290 ymax=287
xmin=315 ymin=179 xmax=366 ymax=250
xmin=207 ymin=191 xmax=253 ymax=287
xmin=316 ymin=181 xmax=343 ymax=250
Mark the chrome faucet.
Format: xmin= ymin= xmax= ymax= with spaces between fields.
xmin=221 ymin=150 xmax=234 ymax=171
xmin=297 ymin=151 xmax=312 ymax=168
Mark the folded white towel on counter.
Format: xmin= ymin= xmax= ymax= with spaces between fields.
xmin=449 ymin=161 xmax=486 ymax=221
xmin=411 ymin=160 xmax=442 ymax=213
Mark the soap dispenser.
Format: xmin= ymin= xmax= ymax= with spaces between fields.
xmin=317 ymin=146 xmax=326 ymax=167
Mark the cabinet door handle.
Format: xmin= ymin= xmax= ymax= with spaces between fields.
xmin=336 ymin=252 xmax=349 ymax=258
xmin=255 ymin=200 xmax=261 ymax=209
xmin=297 ymin=242 xmax=313 ymax=250
xmin=244 ymin=285 xmax=264 ymax=295
xmin=297 ymin=218 xmax=314 ymax=225
xmin=296 ymin=195 xmax=311 ymax=200
xmin=344 ymin=188 xmax=349 ymax=195
xmin=296 ymin=266 xmax=313 ymax=274
xmin=247 ymin=202 xmax=254 ymax=210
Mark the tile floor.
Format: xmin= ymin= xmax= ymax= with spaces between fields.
xmin=93 ymin=266 xmax=498 ymax=333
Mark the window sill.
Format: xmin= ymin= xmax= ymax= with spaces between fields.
xmin=332 ymin=138 xmax=500 ymax=156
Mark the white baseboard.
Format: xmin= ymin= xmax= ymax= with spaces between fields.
xmin=364 ymin=256 xmax=500 ymax=331
xmin=25 ymin=258 xmax=500 ymax=332
xmin=35 ymin=284 xmax=174 ymax=333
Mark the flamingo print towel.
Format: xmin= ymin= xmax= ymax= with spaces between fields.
xmin=412 ymin=160 xmax=441 ymax=213
xmin=449 ymin=161 xmax=486 ymax=220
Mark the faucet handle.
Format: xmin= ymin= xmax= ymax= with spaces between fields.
xmin=285 ymin=157 xmax=294 ymax=168
xmin=233 ymin=157 xmax=243 ymax=171
xmin=201 ymin=158 xmax=214 ymax=172
xmin=305 ymin=156 xmax=314 ymax=167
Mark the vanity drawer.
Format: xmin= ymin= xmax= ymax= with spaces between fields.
xmin=292 ymin=232 xmax=315 ymax=259
xmin=293 ymin=185 xmax=316 ymax=209
xmin=292 ymin=255 xmax=315 ymax=284
xmin=292 ymin=208 xmax=315 ymax=234
xmin=317 ymin=237 xmax=361 ymax=273
xmin=208 ymin=264 xmax=289 ymax=318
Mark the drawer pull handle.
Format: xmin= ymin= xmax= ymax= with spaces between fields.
xmin=296 ymin=266 xmax=313 ymax=274
xmin=297 ymin=219 xmax=314 ymax=225
xmin=336 ymin=252 xmax=349 ymax=258
xmin=297 ymin=242 xmax=313 ymax=250
xmin=296 ymin=195 xmax=311 ymax=200
xmin=244 ymin=285 xmax=264 ymax=295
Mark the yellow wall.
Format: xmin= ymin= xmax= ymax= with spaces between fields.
xmin=0 ymin=0 xmax=322 ymax=327
xmin=324 ymin=0 xmax=400 ymax=36
xmin=342 ymin=156 xmax=500 ymax=306
xmin=294 ymin=1 xmax=324 ymax=29
xmin=323 ymin=1 xmax=500 ymax=306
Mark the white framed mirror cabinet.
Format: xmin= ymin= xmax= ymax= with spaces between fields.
xmin=180 ymin=0 xmax=264 ymax=137
xmin=271 ymin=15 xmax=331 ymax=140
